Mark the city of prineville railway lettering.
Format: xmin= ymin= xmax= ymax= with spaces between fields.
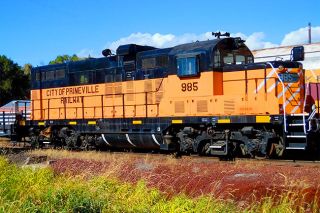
xmin=46 ymin=85 xmax=99 ymax=97
xmin=60 ymin=96 xmax=82 ymax=104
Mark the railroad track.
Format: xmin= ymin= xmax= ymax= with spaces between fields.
xmin=0 ymin=140 xmax=319 ymax=165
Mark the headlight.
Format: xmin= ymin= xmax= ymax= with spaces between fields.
xmin=277 ymin=65 xmax=287 ymax=72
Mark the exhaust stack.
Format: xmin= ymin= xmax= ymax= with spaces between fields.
xmin=308 ymin=22 xmax=312 ymax=44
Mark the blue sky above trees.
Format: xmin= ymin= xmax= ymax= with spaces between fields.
xmin=1 ymin=0 xmax=320 ymax=66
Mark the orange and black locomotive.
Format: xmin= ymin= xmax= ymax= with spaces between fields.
xmin=24 ymin=33 xmax=319 ymax=158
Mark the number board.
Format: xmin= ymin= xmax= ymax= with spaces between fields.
xmin=278 ymin=73 xmax=299 ymax=83
xmin=181 ymin=82 xmax=198 ymax=92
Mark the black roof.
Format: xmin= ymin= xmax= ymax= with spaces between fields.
xmin=169 ymin=39 xmax=221 ymax=56
xmin=31 ymin=37 xmax=252 ymax=74
xmin=136 ymin=38 xmax=227 ymax=58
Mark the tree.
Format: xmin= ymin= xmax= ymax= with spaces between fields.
xmin=0 ymin=55 xmax=30 ymax=106
xmin=23 ymin=63 xmax=32 ymax=76
xmin=49 ymin=54 xmax=82 ymax=65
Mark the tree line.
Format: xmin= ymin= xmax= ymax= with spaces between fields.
xmin=0 ymin=54 xmax=82 ymax=106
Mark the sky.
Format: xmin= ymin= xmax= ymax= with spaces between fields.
xmin=1 ymin=0 xmax=320 ymax=66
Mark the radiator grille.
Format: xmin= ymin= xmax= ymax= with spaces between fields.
xmin=224 ymin=100 xmax=235 ymax=114
xmin=175 ymin=101 xmax=185 ymax=113
xmin=197 ymin=100 xmax=208 ymax=112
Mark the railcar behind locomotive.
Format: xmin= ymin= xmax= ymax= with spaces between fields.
xmin=22 ymin=33 xmax=319 ymax=158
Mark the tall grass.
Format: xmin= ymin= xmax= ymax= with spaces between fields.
xmin=31 ymin=150 xmax=320 ymax=212
xmin=2 ymin=152 xmax=319 ymax=212
xmin=0 ymin=156 xmax=239 ymax=212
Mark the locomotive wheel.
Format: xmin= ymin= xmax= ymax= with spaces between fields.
xmin=80 ymin=135 xmax=90 ymax=151
xmin=30 ymin=135 xmax=39 ymax=148
xmin=198 ymin=141 xmax=211 ymax=156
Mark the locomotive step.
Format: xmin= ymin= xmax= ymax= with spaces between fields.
xmin=286 ymin=118 xmax=305 ymax=122
xmin=287 ymin=125 xmax=305 ymax=132
xmin=209 ymin=145 xmax=223 ymax=149
xmin=286 ymin=135 xmax=306 ymax=138
xmin=285 ymin=142 xmax=306 ymax=150
xmin=289 ymin=113 xmax=309 ymax=116
xmin=288 ymin=123 xmax=304 ymax=126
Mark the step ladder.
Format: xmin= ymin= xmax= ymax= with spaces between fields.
xmin=267 ymin=63 xmax=318 ymax=152
xmin=284 ymin=114 xmax=308 ymax=150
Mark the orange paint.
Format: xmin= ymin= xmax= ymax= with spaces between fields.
xmin=31 ymin=67 xmax=305 ymax=121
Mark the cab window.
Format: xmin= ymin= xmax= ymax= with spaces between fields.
xmin=247 ymin=56 xmax=254 ymax=63
xmin=235 ymin=55 xmax=245 ymax=64
xmin=177 ymin=57 xmax=199 ymax=77
xmin=214 ymin=45 xmax=254 ymax=68
xmin=223 ymin=53 xmax=234 ymax=64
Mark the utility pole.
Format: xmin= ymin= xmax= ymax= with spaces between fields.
xmin=308 ymin=22 xmax=312 ymax=44
xmin=0 ymin=64 xmax=2 ymax=106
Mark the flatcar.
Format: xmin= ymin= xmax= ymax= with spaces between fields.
xmin=17 ymin=33 xmax=320 ymax=158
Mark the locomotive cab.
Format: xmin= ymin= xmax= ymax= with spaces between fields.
xmin=213 ymin=37 xmax=254 ymax=68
